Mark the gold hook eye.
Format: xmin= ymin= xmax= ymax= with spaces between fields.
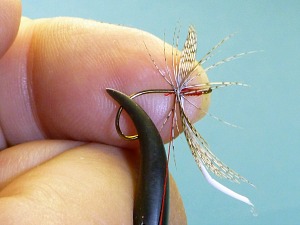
xmin=114 ymin=89 xmax=174 ymax=140
xmin=115 ymin=105 xmax=139 ymax=140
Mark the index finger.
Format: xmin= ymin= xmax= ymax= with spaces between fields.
xmin=0 ymin=17 xmax=209 ymax=149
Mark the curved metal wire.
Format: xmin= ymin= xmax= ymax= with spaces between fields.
xmin=115 ymin=89 xmax=174 ymax=140
xmin=115 ymin=88 xmax=212 ymax=140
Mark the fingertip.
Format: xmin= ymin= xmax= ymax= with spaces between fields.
xmin=0 ymin=0 xmax=22 ymax=57
xmin=29 ymin=19 xmax=173 ymax=146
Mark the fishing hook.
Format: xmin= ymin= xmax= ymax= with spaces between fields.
xmin=114 ymin=88 xmax=212 ymax=140
xmin=106 ymin=88 xmax=169 ymax=225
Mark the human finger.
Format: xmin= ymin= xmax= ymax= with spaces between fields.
xmin=0 ymin=18 xmax=209 ymax=149
xmin=0 ymin=0 xmax=21 ymax=58
xmin=0 ymin=140 xmax=186 ymax=225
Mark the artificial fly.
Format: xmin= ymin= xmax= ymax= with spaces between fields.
xmin=115 ymin=25 xmax=256 ymax=213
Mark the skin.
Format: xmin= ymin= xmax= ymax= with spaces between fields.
xmin=0 ymin=0 xmax=210 ymax=224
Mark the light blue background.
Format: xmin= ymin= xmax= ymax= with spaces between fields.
xmin=22 ymin=1 xmax=300 ymax=224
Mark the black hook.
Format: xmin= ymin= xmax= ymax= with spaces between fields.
xmin=106 ymin=88 xmax=169 ymax=225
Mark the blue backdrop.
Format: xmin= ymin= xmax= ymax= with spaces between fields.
xmin=22 ymin=1 xmax=300 ymax=224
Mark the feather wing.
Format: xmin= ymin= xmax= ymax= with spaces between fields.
xmin=179 ymin=105 xmax=253 ymax=185
xmin=177 ymin=26 xmax=197 ymax=86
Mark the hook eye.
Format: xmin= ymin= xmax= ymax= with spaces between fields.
xmin=114 ymin=89 xmax=173 ymax=140
xmin=115 ymin=105 xmax=139 ymax=140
